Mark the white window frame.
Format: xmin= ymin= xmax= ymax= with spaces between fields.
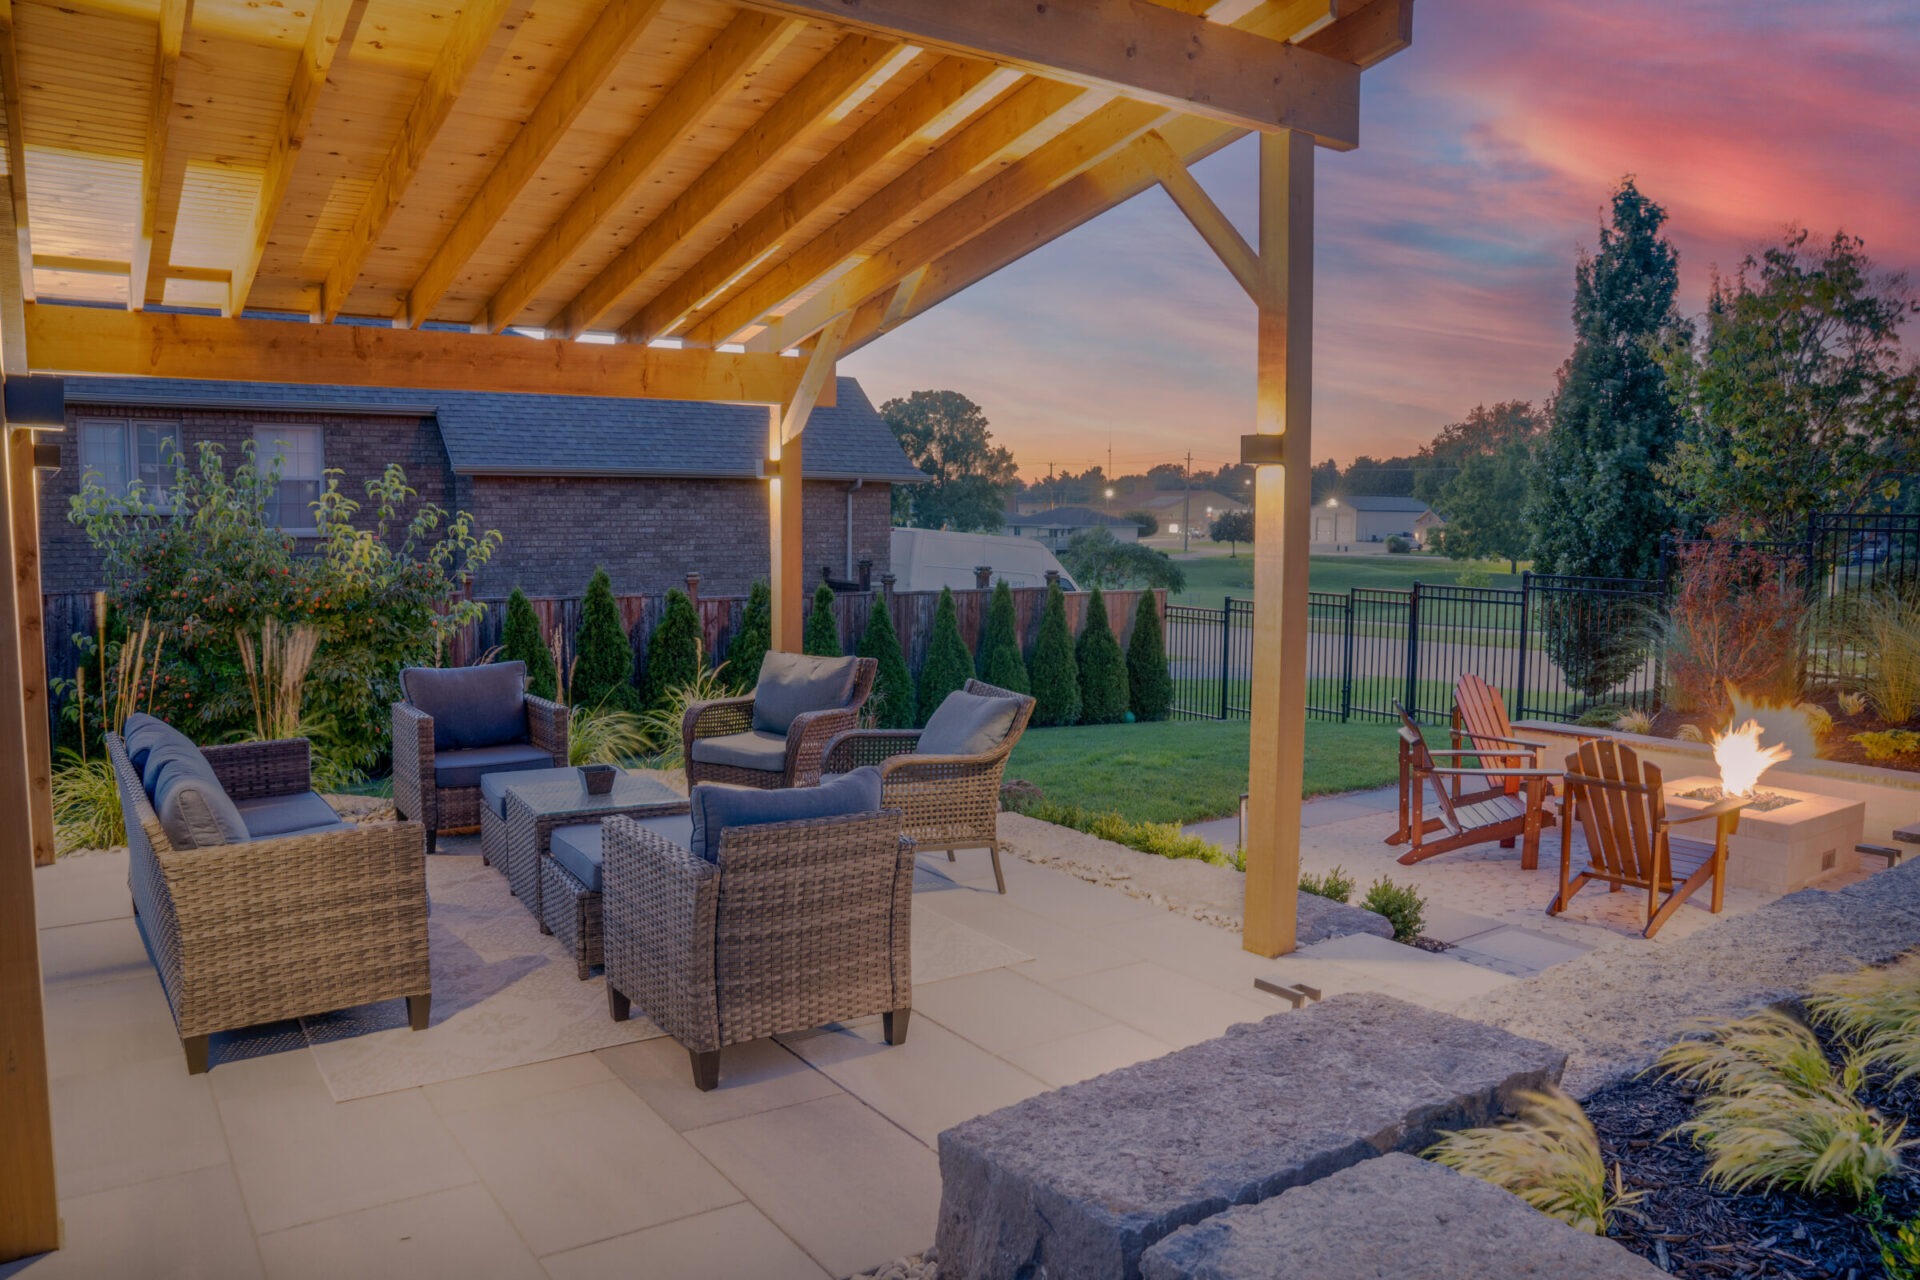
xmin=253 ymin=425 xmax=326 ymax=535
xmin=75 ymin=418 xmax=183 ymax=510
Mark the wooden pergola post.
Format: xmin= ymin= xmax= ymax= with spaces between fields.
xmin=10 ymin=424 xmax=53 ymax=866
xmin=767 ymin=313 xmax=851 ymax=653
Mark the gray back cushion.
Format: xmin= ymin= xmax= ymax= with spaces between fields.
xmin=919 ymin=690 xmax=1020 ymax=757
xmin=689 ymin=766 xmax=882 ymax=862
xmin=751 ymin=652 xmax=858 ymax=736
xmin=402 ymin=661 xmax=529 ymax=751
xmin=146 ymin=749 xmax=249 ymax=849
xmin=123 ymin=712 xmax=196 ymax=775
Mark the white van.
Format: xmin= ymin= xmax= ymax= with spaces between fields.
xmin=888 ymin=528 xmax=1078 ymax=593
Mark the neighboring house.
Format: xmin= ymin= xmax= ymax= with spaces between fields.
xmin=1002 ymin=505 xmax=1139 ymax=549
xmin=1413 ymin=508 xmax=1447 ymax=548
xmin=41 ymin=376 xmax=922 ymax=598
xmin=1310 ymin=495 xmax=1437 ymax=547
xmin=1134 ymin=488 xmax=1249 ymax=538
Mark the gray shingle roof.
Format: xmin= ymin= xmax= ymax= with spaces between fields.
xmin=60 ymin=375 xmax=926 ymax=484
xmin=1341 ymin=495 xmax=1432 ymax=513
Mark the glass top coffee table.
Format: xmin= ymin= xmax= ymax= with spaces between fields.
xmin=494 ymin=770 xmax=690 ymax=921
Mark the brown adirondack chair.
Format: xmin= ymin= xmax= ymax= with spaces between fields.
xmin=1551 ymin=737 xmax=1746 ymax=938
xmin=1451 ymin=672 xmax=1551 ymax=801
xmin=1386 ymin=701 xmax=1558 ymax=868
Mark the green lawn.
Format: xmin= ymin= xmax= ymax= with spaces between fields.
xmin=1005 ymin=718 xmax=1405 ymax=826
xmin=1167 ymin=554 xmax=1523 ymax=608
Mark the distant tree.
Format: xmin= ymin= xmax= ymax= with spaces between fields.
xmin=573 ymin=568 xmax=637 ymax=711
xmin=642 ymin=588 xmax=701 ymax=713
xmin=1309 ymin=458 xmax=1342 ymax=504
xmin=858 ymin=595 xmax=916 ymax=729
xmin=1211 ymin=509 xmax=1255 ymax=557
xmin=1526 ymin=177 xmax=1684 ymax=582
xmin=1027 ymin=580 xmax=1081 ymax=726
xmin=1060 ymin=529 xmax=1187 ymax=591
xmin=1075 ymin=588 xmax=1130 ymax=724
xmin=978 ymin=579 xmax=1030 ymax=693
xmin=883 ymin=390 xmax=1020 ymax=532
xmin=501 ymin=587 xmax=557 ymax=701
xmin=1423 ymin=402 xmax=1546 ymax=572
xmin=1656 ymin=228 xmax=1920 ymax=540
xmin=803 ymin=582 xmax=841 ymax=657
xmin=1121 ymin=509 xmax=1159 ymax=538
xmin=1126 ymin=591 xmax=1172 ymax=721
xmin=726 ymin=581 xmax=771 ymax=693
xmin=1342 ymin=453 xmax=1426 ymax=498
xmin=917 ymin=587 xmax=974 ymax=725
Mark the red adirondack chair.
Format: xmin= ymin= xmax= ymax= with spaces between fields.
xmin=1386 ymin=701 xmax=1558 ymax=868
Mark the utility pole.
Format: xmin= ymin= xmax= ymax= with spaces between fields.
xmin=1182 ymin=450 xmax=1193 ymax=554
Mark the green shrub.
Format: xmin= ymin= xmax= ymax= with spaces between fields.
xmin=859 ymin=596 xmax=916 ymax=729
xmin=566 ymin=705 xmax=652 ymax=767
xmin=573 ymin=569 xmax=637 ymax=712
xmin=918 ymin=587 xmax=974 ymax=725
xmin=637 ymin=662 xmax=737 ymax=770
xmin=1881 ymin=1216 xmax=1920 ymax=1280
xmin=804 ymin=582 xmax=842 ymax=657
xmin=1385 ymin=534 xmax=1413 ymax=554
xmin=727 ymin=581 xmax=772 ymax=693
xmin=1361 ymin=877 xmax=1426 ymax=942
xmin=978 ymin=580 xmax=1029 ymax=693
xmin=643 ymin=588 xmax=702 ymax=714
xmin=1575 ymin=703 xmax=1625 ymax=728
xmin=1298 ymin=865 xmax=1355 ymax=904
xmin=1010 ymin=796 xmax=1232 ymax=867
xmin=500 ymin=588 xmax=558 ymax=701
xmin=1425 ymin=1086 xmax=1640 ymax=1235
xmin=51 ymin=753 xmax=123 ymax=854
xmin=1126 ymin=591 xmax=1172 ymax=721
xmin=1855 ymin=729 xmax=1920 ymax=762
xmin=1075 ymin=587 xmax=1129 ymax=724
xmin=1807 ymin=953 xmax=1920 ymax=1085
xmin=1027 ymin=580 xmax=1080 ymax=726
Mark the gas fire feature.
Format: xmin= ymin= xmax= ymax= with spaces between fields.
xmin=1664 ymin=777 xmax=1866 ymax=895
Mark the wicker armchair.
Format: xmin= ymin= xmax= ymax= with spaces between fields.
xmin=107 ymin=733 xmax=430 ymax=1074
xmin=682 ymin=655 xmax=877 ymax=789
xmin=392 ymin=665 xmax=569 ymax=852
xmin=602 ymin=807 xmax=913 ymax=1090
xmin=820 ymin=678 xmax=1035 ymax=893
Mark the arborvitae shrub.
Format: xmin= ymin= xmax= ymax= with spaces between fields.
xmin=804 ymin=582 xmax=842 ymax=657
xmin=728 ymin=581 xmax=771 ymax=692
xmin=917 ymin=587 xmax=974 ymax=725
xmin=573 ymin=568 xmax=637 ymax=711
xmin=642 ymin=588 xmax=702 ymax=713
xmin=859 ymin=596 xmax=916 ymax=729
xmin=978 ymin=579 xmax=1030 ymax=693
xmin=501 ymin=587 xmax=557 ymax=701
xmin=1075 ymin=587 xmax=1130 ymax=724
xmin=1126 ymin=591 xmax=1172 ymax=721
xmin=1028 ymin=580 xmax=1081 ymax=726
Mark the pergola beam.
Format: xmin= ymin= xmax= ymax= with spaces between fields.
xmin=133 ymin=0 xmax=192 ymax=310
xmin=733 ymin=0 xmax=1360 ymax=143
xmin=24 ymin=305 xmax=818 ymax=406
xmin=321 ymin=0 xmax=519 ymax=321
xmin=400 ymin=0 xmax=670 ymax=328
xmin=479 ymin=11 xmax=803 ymax=333
xmin=768 ymin=311 xmax=850 ymax=653
xmin=0 ymin=0 xmax=32 ymax=303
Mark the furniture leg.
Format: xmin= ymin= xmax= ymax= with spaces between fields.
xmin=607 ymin=985 xmax=630 ymax=1022
xmin=689 ymin=1047 xmax=721 ymax=1092
xmin=408 ymin=993 xmax=432 ymax=1031
xmin=989 ymin=844 xmax=1006 ymax=895
xmin=884 ymin=1007 xmax=911 ymax=1045
xmin=1520 ymin=779 xmax=1543 ymax=872
xmin=426 ymin=828 xmax=437 ymax=856
xmin=946 ymin=849 xmax=956 ymax=861
xmin=182 ymin=1034 xmax=210 ymax=1075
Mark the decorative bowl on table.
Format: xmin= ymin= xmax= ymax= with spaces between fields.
xmin=578 ymin=764 xmax=617 ymax=795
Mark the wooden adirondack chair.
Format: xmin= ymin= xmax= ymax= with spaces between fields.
xmin=1386 ymin=701 xmax=1558 ymax=868
xmin=1451 ymin=673 xmax=1551 ymax=801
xmin=1551 ymin=738 xmax=1746 ymax=938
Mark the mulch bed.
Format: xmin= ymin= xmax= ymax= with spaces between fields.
xmin=1584 ymin=1022 xmax=1920 ymax=1278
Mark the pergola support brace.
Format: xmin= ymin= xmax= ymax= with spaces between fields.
xmin=768 ymin=312 xmax=852 ymax=651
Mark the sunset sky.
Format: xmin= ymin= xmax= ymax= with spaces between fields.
xmin=842 ymin=0 xmax=1920 ymax=481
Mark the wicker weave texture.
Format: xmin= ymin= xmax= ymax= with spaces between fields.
xmin=391 ymin=694 xmax=570 ymax=839
xmin=540 ymin=856 xmax=602 ymax=980
xmin=683 ymin=658 xmax=877 ymax=790
xmin=501 ymin=777 xmax=688 ymax=922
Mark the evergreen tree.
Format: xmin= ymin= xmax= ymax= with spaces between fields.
xmin=858 ymin=595 xmax=916 ymax=729
xmin=978 ymin=579 xmax=1030 ymax=693
xmin=727 ymin=581 xmax=771 ymax=693
xmin=1075 ymin=587 xmax=1129 ymax=724
xmin=1126 ymin=591 xmax=1172 ymax=721
xmin=917 ymin=587 xmax=974 ymax=725
xmin=642 ymin=588 xmax=701 ymax=712
xmin=500 ymin=587 xmax=557 ymax=701
xmin=1027 ymin=580 xmax=1081 ymax=726
xmin=803 ymin=582 xmax=842 ymax=657
xmin=573 ymin=568 xmax=637 ymax=711
xmin=1526 ymin=178 xmax=1684 ymax=582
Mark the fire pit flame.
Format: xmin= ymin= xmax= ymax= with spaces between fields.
xmin=1712 ymin=718 xmax=1792 ymax=798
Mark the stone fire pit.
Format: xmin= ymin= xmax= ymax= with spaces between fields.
xmin=1664 ymin=776 xmax=1865 ymax=895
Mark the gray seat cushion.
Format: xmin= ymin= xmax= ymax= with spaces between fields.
xmin=480 ymin=765 xmax=584 ymax=819
xmin=235 ymin=791 xmax=349 ymax=840
xmin=750 ymin=652 xmax=859 ymax=735
xmin=557 ymin=813 xmax=697 ymax=894
xmin=433 ymin=742 xmax=556 ymax=791
xmin=402 ymin=661 xmax=530 ymax=751
xmin=148 ymin=752 xmax=250 ymax=849
xmin=688 ymin=729 xmax=789 ymax=773
xmin=919 ymin=690 xmax=1021 ymax=757
xmin=122 ymin=712 xmax=196 ymax=774
xmin=689 ymin=766 xmax=883 ymax=862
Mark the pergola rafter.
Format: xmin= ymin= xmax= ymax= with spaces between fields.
xmin=0 ymin=0 xmax=1414 ymax=1259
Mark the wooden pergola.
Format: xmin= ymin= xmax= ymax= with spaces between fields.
xmin=0 ymin=0 xmax=1411 ymax=1256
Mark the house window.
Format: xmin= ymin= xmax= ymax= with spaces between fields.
xmin=76 ymin=418 xmax=183 ymax=508
xmin=253 ymin=425 xmax=325 ymax=533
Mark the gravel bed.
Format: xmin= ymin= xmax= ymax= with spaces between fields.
xmin=849 ymin=1247 xmax=937 ymax=1280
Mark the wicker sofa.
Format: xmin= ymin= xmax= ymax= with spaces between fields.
xmin=821 ymin=679 xmax=1035 ymax=893
xmin=602 ymin=771 xmax=911 ymax=1090
xmin=682 ymin=652 xmax=876 ymax=790
xmin=107 ymin=726 xmax=430 ymax=1074
xmin=392 ymin=660 xmax=569 ymax=852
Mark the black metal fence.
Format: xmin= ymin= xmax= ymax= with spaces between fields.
xmin=1803 ymin=512 xmax=1920 ymax=688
